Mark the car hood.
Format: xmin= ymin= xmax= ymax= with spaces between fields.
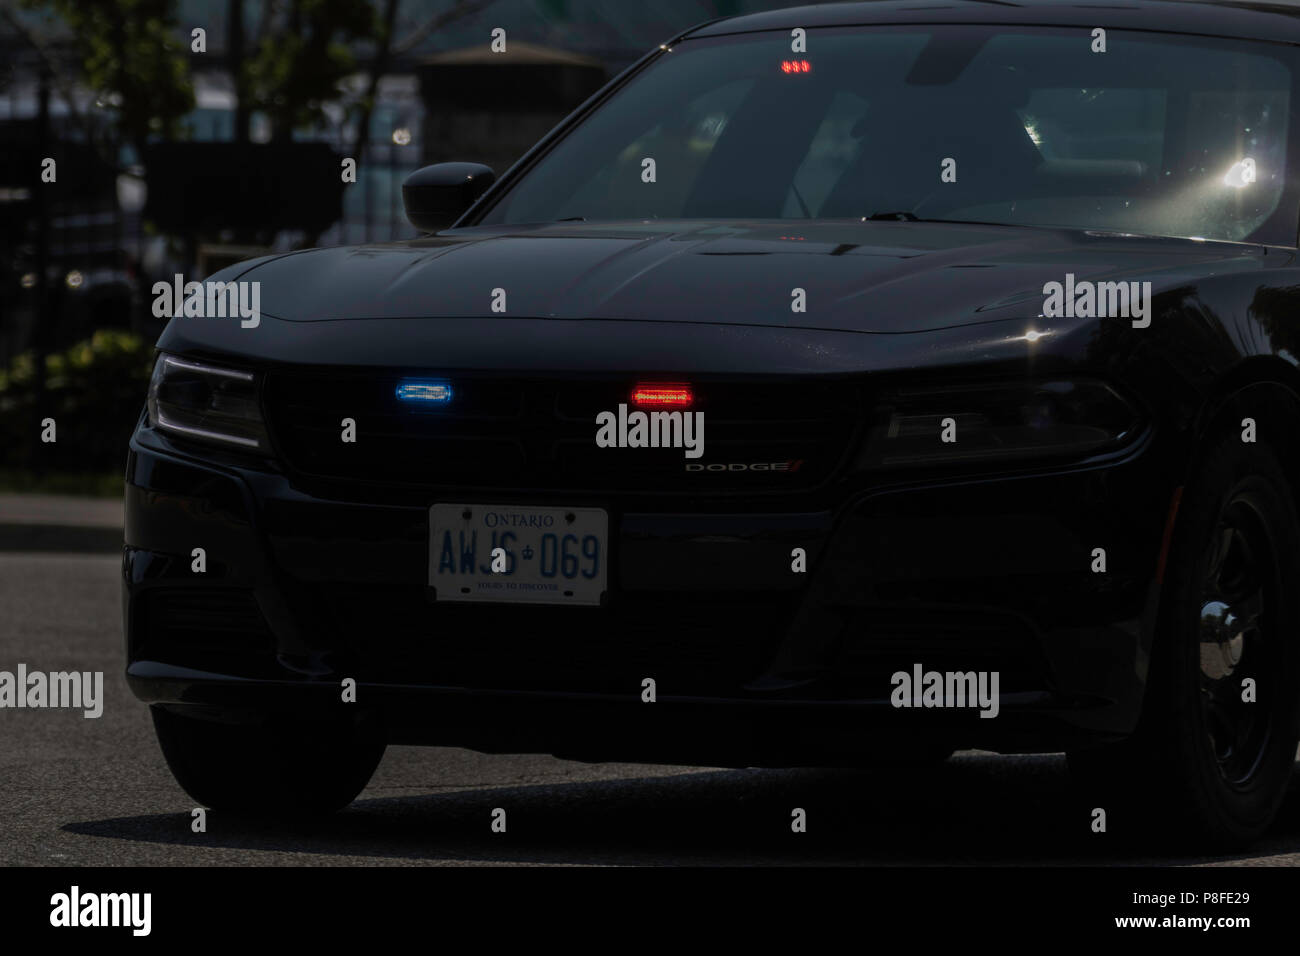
xmin=235 ymin=220 xmax=1272 ymax=334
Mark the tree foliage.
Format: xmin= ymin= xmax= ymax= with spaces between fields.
xmin=242 ymin=0 xmax=376 ymax=138
xmin=24 ymin=0 xmax=195 ymax=154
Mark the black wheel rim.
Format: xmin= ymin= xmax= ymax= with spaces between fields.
xmin=1197 ymin=493 xmax=1276 ymax=788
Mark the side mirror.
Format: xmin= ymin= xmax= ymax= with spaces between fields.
xmin=401 ymin=162 xmax=496 ymax=233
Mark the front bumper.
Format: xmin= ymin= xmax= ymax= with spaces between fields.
xmin=123 ymin=419 xmax=1175 ymax=763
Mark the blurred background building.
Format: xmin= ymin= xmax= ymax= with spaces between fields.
xmin=0 ymin=0 xmax=799 ymax=488
xmin=1 ymin=0 xmax=798 ymax=353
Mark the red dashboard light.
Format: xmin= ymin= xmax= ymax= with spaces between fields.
xmin=631 ymin=383 xmax=694 ymax=408
xmin=781 ymin=60 xmax=811 ymax=74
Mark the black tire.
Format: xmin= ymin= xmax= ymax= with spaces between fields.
xmin=151 ymin=706 xmax=386 ymax=816
xmin=1068 ymin=434 xmax=1300 ymax=849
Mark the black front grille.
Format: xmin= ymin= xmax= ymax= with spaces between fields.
xmin=264 ymin=369 xmax=863 ymax=494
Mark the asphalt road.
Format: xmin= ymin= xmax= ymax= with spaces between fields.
xmin=3 ymin=551 xmax=1299 ymax=866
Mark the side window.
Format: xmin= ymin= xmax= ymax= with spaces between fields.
xmin=561 ymin=78 xmax=754 ymax=219
xmin=783 ymin=91 xmax=870 ymax=216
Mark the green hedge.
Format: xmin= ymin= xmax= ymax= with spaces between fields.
xmin=0 ymin=330 xmax=155 ymax=478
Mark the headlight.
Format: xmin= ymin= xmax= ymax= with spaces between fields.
xmin=855 ymin=379 xmax=1140 ymax=470
xmin=146 ymin=353 xmax=269 ymax=452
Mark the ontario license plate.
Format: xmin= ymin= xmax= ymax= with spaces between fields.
xmin=428 ymin=503 xmax=608 ymax=606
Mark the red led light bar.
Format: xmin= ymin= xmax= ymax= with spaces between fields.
xmin=631 ymin=383 xmax=694 ymax=408
xmin=780 ymin=60 xmax=812 ymax=74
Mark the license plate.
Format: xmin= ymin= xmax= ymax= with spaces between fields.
xmin=428 ymin=503 xmax=608 ymax=606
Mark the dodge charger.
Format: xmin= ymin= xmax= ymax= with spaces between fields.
xmin=126 ymin=0 xmax=1300 ymax=848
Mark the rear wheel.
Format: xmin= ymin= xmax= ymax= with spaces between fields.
xmin=1069 ymin=436 xmax=1300 ymax=849
xmin=151 ymin=706 xmax=386 ymax=816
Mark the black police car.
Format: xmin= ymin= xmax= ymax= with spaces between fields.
xmin=128 ymin=0 xmax=1300 ymax=848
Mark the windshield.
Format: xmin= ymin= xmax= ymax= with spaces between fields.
xmin=476 ymin=25 xmax=1299 ymax=244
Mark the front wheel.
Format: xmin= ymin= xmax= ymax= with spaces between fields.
xmin=151 ymin=706 xmax=386 ymax=816
xmin=1069 ymin=436 xmax=1300 ymax=849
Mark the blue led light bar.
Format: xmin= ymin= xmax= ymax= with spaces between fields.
xmin=396 ymin=380 xmax=454 ymax=403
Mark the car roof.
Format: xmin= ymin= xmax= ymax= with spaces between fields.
xmin=684 ymin=0 xmax=1300 ymax=45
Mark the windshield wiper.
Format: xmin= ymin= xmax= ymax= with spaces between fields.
xmin=861 ymin=212 xmax=1030 ymax=228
